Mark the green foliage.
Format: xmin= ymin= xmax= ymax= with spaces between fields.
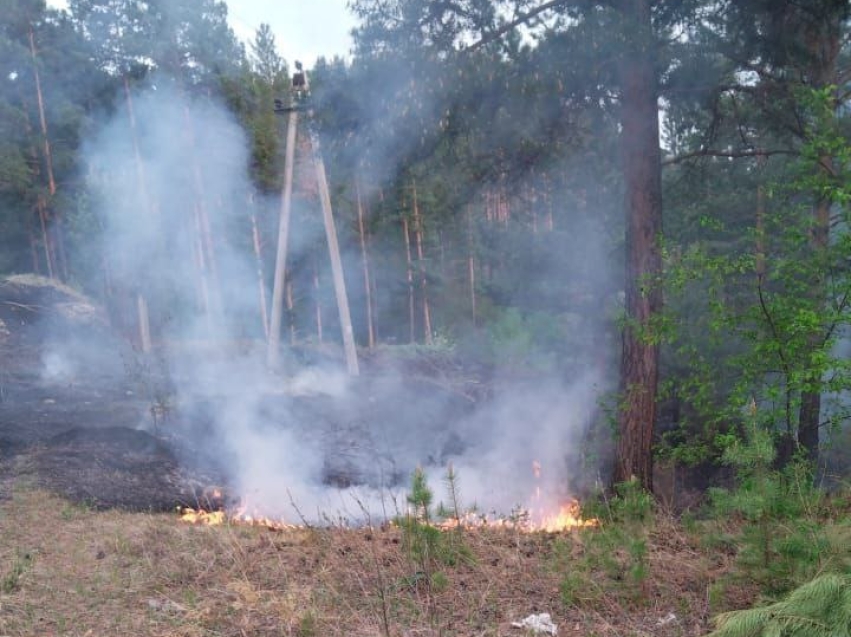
xmin=709 ymin=574 xmax=851 ymax=637
xmin=1 ymin=551 xmax=33 ymax=593
xmin=556 ymin=479 xmax=654 ymax=608
xmin=662 ymin=89 xmax=851 ymax=467
xmin=396 ymin=467 xmax=471 ymax=591
xmin=709 ymin=412 xmax=847 ymax=596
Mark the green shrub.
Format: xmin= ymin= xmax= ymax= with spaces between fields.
xmin=709 ymin=573 xmax=851 ymax=637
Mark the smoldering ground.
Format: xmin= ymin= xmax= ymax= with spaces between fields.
xmin=40 ymin=76 xmax=616 ymax=523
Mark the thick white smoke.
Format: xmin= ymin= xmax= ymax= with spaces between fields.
xmin=75 ymin=79 xmax=610 ymax=524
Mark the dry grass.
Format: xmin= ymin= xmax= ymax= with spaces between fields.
xmin=0 ymin=487 xmax=725 ymax=637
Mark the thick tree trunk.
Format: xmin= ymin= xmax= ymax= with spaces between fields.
xmin=613 ymin=0 xmax=663 ymax=492
xmin=797 ymin=12 xmax=842 ymax=465
xmin=798 ymin=192 xmax=831 ymax=463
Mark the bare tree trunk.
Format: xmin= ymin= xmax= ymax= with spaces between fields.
xmin=183 ymin=106 xmax=222 ymax=319
xmin=267 ymin=109 xmax=298 ymax=369
xmin=28 ymin=226 xmax=40 ymax=274
xmin=311 ymin=132 xmax=359 ymax=376
xmin=613 ymin=0 xmax=663 ymax=493
xmin=411 ymin=180 xmax=432 ymax=344
xmin=756 ymin=182 xmax=766 ymax=281
xmin=250 ymin=212 xmax=270 ymax=339
xmin=286 ymin=277 xmax=296 ymax=345
xmin=356 ymin=180 xmax=375 ymax=349
xmin=28 ymin=25 xmax=65 ymax=280
xmin=192 ymin=201 xmax=211 ymax=316
xmin=122 ymin=75 xmax=158 ymax=352
xmin=36 ymin=196 xmax=55 ymax=279
xmin=137 ymin=292 xmax=152 ymax=353
xmin=467 ymin=205 xmax=477 ymax=326
xmin=313 ymin=255 xmax=323 ymax=343
xmin=21 ymin=101 xmax=55 ymax=277
xmin=403 ymin=216 xmax=416 ymax=343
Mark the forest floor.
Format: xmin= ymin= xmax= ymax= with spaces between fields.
xmin=0 ymin=485 xmax=737 ymax=637
xmin=0 ymin=275 xmax=765 ymax=636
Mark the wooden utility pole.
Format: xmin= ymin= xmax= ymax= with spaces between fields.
xmin=267 ymin=108 xmax=298 ymax=369
xmin=311 ymin=130 xmax=359 ymax=376
xmin=250 ymin=212 xmax=270 ymax=338
xmin=267 ymin=71 xmax=359 ymax=375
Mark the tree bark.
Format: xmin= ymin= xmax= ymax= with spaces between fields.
xmin=613 ymin=0 xmax=663 ymax=492
xmin=797 ymin=10 xmax=842 ymax=465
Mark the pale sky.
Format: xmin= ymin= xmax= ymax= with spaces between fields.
xmin=46 ymin=0 xmax=356 ymax=68
xmin=227 ymin=0 xmax=355 ymax=66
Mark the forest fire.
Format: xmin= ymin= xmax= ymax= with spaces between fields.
xmin=179 ymin=500 xmax=596 ymax=532
xmin=179 ymin=504 xmax=301 ymax=531
xmin=534 ymin=501 xmax=597 ymax=532
xmin=180 ymin=462 xmax=597 ymax=532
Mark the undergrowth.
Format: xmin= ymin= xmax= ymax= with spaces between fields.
xmin=707 ymin=418 xmax=851 ymax=600
xmin=556 ymin=477 xmax=654 ymax=608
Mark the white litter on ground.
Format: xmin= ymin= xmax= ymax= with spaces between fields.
xmin=511 ymin=612 xmax=558 ymax=635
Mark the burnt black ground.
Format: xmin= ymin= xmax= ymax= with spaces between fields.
xmin=0 ymin=278 xmax=480 ymax=512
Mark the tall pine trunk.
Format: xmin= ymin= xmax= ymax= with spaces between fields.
xmin=403 ymin=215 xmax=416 ymax=344
xmin=28 ymin=25 xmax=65 ymax=280
xmin=613 ymin=0 xmax=663 ymax=492
xmin=355 ymin=180 xmax=375 ymax=349
xmin=123 ymin=75 xmax=153 ymax=353
xmin=797 ymin=12 xmax=842 ymax=464
xmin=411 ymin=181 xmax=432 ymax=344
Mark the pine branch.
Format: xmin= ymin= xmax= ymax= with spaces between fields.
xmin=662 ymin=148 xmax=798 ymax=167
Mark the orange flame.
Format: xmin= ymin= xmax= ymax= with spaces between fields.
xmin=535 ymin=501 xmax=597 ymax=532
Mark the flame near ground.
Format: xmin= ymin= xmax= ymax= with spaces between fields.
xmin=179 ymin=462 xmax=599 ymax=533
